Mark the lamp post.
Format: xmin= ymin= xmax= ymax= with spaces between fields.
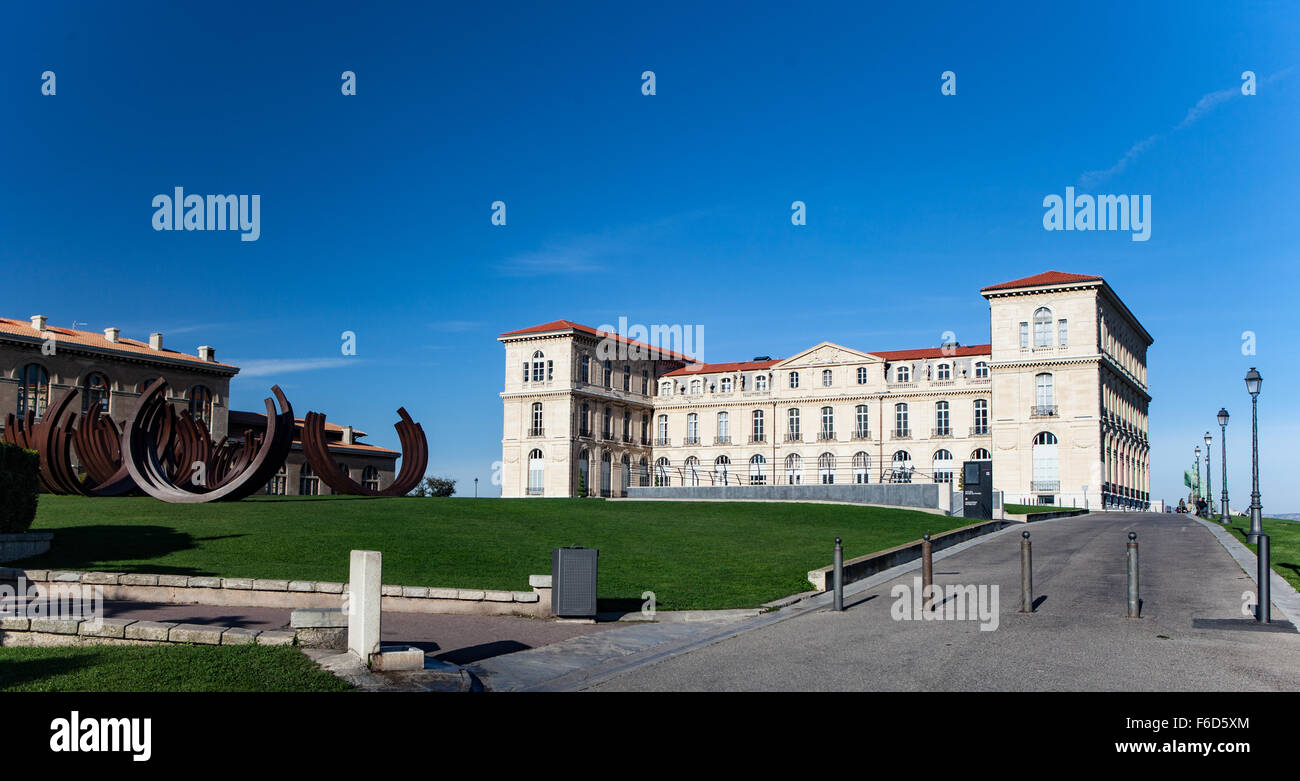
xmin=1194 ymin=446 xmax=1201 ymax=509
xmin=1204 ymin=431 xmax=1213 ymax=520
xmin=1217 ymin=408 xmax=1229 ymax=523
xmin=1245 ymin=368 xmax=1263 ymax=544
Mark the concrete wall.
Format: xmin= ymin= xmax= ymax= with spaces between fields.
xmin=626 ymin=482 xmax=941 ymax=508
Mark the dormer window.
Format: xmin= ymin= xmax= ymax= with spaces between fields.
xmin=936 ymin=364 xmax=951 ymax=381
xmin=755 ymin=374 xmax=768 ymax=391
xmin=896 ymin=365 xmax=911 ymax=383
xmin=720 ymin=377 xmax=733 ymax=393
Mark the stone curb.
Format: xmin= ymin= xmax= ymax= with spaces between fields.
xmin=0 ymin=616 xmax=299 ymax=647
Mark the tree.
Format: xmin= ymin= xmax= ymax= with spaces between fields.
xmin=409 ymin=476 xmax=455 ymax=497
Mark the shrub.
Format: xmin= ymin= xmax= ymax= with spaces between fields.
xmin=0 ymin=442 xmax=40 ymax=533
xmin=408 ymin=476 xmax=456 ymax=498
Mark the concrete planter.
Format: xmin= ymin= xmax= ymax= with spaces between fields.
xmin=0 ymin=532 xmax=53 ymax=563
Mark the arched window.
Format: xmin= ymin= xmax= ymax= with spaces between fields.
xmin=934 ymin=401 xmax=950 ymax=436
xmin=189 ymin=385 xmax=213 ymax=428
xmin=894 ymin=403 xmax=909 ymax=436
xmin=896 ymin=365 xmax=911 ymax=383
xmin=973 ymin=399 xmax=989 ymax=434
xmin=891 ymin=450 xmax=913 ymax=483
xmin=1032 ymin=432 xmax=1059 ymax=494
xmin=659 ymin=380 xmax=672 ymax=396
xmin=749 ymin=454 xmax=766 ymax=485
xmin=755 ymin=374 xmax=768 ymax=391
xmin=971 ymin=448 xmax=991 ymax=460
xmin=818 ymin=452 xmax=836 ymax=484
xmin=784 ymin=453 xmax=802 ymax=485
xmin=789 ymin=371 xmax=799 ymax=389
xmin=787 ymin=408 xmax=801 ymax=440
xmin=337 ymin=462 xmax=350 ymax=480
xmin=689 ymin=378 xmax=702 ymax=394
xmin=530 ymin=402 xmax=543 ymax=436
xmin=17 ymin=363 xmax=50 ymax=419
xmin=531 ymin=350 xmax=546 ymax=383
xmin=854 ymin=404 xmax=869 ymax=438
xmin=82 ymin=371 xmax=110 ymax=414
xmin=717 ymin=411 xmax=730 ymax=442
xmin=684 ymin=456 xmax=700 ymax=486
xmin=720 ymin=377 xmax=733 ymax=393
xmin=974 ymin=361 xmax=989 ymax=379
xmin=933 ymin=449 xmax=954 ymax=483
xmin=936 ymin=363 xmax=951 ymax=381
xmin=654 ymin=457 xmax=671 ymax=487
xmin=527 ymin=449 xmax=545 ymax=495
xmin=1035 ymin=373 xmax=1054 ymax=415
xmin=853 ymin=451 xmax=870 ymax=484
xmin=299 ymin=464 xmax=319 ymax=496
xmin=362 ymin=465 xmax=382 ymax=492
xmin=821 ymin=369 xmax=833 ymax=387
xmin=857 ymin=366 xmax=868 ymax=385
xmin=1033 ymin=307 xmax=1053 ymax=347
xmin=713 ymin=455 xmax=731 ymax=485
xmin=751 ymin=409 xmax=765 ymax=442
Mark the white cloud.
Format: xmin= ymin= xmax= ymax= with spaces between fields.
xmin=227 ymin=357 xmax=359 ymax=378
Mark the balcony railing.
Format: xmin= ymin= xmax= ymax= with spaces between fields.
xmin=852 ymin=430 xmax=870 ymax=441
xmin=893 ymin=429 xmax=911 ymax=439
xmin=714 ymin=436 xmax=731 ymax=445
xmin=970 ymin=425 xmax=989 ymax=436
xmin=578 ymin=428 xmax=592 ymax=439
xmin=684 ymin=436 xmax=700 ymax=446
xmin=655 ymin=437 xmax=671 ymax=446
xmin=931 ymin=427 xmax=952 ymax=438
xmin=1030 ymin=405 xmax=1058 ymax=418
xmin=622 ymin=434 xmax=633 ymax=443
xmin=528 ymin=427 xmax=544 ymax=437
xmin=602 ymin=431 xmax=614 ymax=440
xmin=817 ymin=431 xmax=836 ymax=442
xmin=749 ymin=434 xmax=767 ymax=444
xmin=785 ymin=433 xmax=803 ymax=443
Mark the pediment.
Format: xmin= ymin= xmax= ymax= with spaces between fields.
xmin=775 ymin=342 xmax=880 ymax=369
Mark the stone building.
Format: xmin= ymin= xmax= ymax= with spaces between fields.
xmin=498 ymin=271 xmax=1152 ymax=509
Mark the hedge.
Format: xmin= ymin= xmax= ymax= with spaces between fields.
xmin=0 ymin=441 xmax=40 ymax=533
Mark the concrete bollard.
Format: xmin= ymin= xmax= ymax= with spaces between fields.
xmin=1126 ymin=532 xmax=1139 ymax=618
xmin=1257 ymin=533 xmax=1271 ymax=623
xmin=921 ymin=534 xmax=933 ymax=611
xmin=1020 ymin=531 xmax=1033 ymax=613
xmin=833 ymin=537 xmax=844 ymax=612
xmin=348 ymin=550 xmax=382 ymax=663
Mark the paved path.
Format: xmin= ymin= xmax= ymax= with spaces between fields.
xmin=582 ymin=512 xmax=1300 ymax=691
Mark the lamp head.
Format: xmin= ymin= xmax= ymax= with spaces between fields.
xmin=1245 ymin=367 xmax=1262 ymax=397
xmin=1217 ymin=407 xmax=1229 ymax=426
xmin=1195 ymin=446 xmax=1201 ymax=458
xmin=1204 ymin=431 xmax=1212 ymax=446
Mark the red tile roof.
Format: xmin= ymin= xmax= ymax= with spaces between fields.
xmin=665 ymin=359 xmax=781 ymax=377
xmin=871 ymin=345 xmax=991 ymax=361
xmin=499 ymin=320 xmax=694 ymax=362
xmin=0 ymin=318 xmax=238 ymax=370
xmin=981 ymin=271 xmax=1103 ymax=292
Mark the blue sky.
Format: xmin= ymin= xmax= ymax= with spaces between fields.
xmin=2 ymin=2 xmax=1296 ymax=508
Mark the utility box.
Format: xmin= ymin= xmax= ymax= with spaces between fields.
xmin=962 ymin=460 xmax=993 ymax=520
xmin=552 ymin=546 xmax=599 ymax=617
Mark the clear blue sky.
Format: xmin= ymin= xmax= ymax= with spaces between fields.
xmin=2 ymin=2 xmax=1296 ymax=509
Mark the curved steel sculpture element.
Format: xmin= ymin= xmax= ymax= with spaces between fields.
xmin=3 ymin=388 xmax=138 ymax=496
xmin=3 ymin=409 xmax=59 ymax=493
xmin=123 ymin=378 xmax=295 ymax=503
xmin=70 ymin=402 xmax=137 ymax=496
xmin=301 ymin=407 xmax=427 ymax=497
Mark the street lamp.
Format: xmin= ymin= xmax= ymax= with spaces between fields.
xmin=1204 ymin=431 xmax=1213 ymax=520
xmin=1217 ymin=408 xmax=1229 ymax=523
xmin=1245 ymin=368 xmax=1263 ymax=544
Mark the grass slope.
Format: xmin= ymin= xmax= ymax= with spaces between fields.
xmin=1224 ymin=515 xmax=1300 ymax=593
xmin=25 ymin=495 xmax=968 ymax=610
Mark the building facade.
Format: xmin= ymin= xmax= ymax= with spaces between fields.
xmin=1 ymin=315 xmax=398 ymax=495
xmin=499 ymin=272 xmax=1152 ymax=509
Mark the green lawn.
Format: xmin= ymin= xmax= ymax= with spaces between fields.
xmin=23 ymin=495 xmax=969 ymax=610
xmin=1004 ymin=503 xmax=1075 ymax=515
xmin=1224 ymin=515 xmax=1300 ymax=593
xmin=0 ymin=644 xmax=352 ymax=692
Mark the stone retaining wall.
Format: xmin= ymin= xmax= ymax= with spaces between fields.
xmin=626 ymin=483 xmax=943 ymax=509
xmin=0 ymin=533 xmax=53 ymax=563
xmin=807 ymin=519 xmax=1008 ymax=591
xmin=0 ymin=615 xmax=296 ymax=648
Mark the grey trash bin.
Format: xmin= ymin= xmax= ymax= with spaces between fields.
xmin=552 ymin=546 xmax=598 ymax=617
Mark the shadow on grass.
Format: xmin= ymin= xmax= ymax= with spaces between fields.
xmin=0 ymin=651 xmax=96 ymax=691
xmin=13 ymin=525 xmax=206 ymax=575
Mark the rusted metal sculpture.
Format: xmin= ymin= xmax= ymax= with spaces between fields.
xmin=4 ymin=387 xmax=135 ymax=496
xmin=123 ymin=378 xmax=295 ymax=503
xmin=301 ymin=408 xmax=427 ymax=496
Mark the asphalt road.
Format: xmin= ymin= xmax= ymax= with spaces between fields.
xmin=587 ymin=512 xmax=1300 ymax=691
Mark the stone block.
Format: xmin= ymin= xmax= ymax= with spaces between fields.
xmin=169 ymin=623 xmax=224 ymax=645
xmin=80 ymin=618 xmax=134 ymax=638
xmin=252 ymin=579 xmax=289 ymax=591
xmin=288 ymin=580 xmax=315 ymax=592
xmin=483 ymin=590 xmax=513 ymax=602
xmin=295 ymin=627 xmax=347 ymax=649
xmin=0 ymin=616 xmax=30 ymax=630
xmin=124 ymin=621 xmax=177 ymax=641
xmin=186 ymin=576 xmax=221 ymax=588
xmin=221 ymin=578 xmax=254 ymax=590
xmin=529 ymin=574 xmax=553 ymax=589
xmin=158 ymin=574 xmax=189 ymax=587
xmin=48 ymin=571 xmax=82 ymax=582
xmin=402 ymin=586 xmax=429 ymax=598
xmin=427 ymin=588 xmax=458 ymax=599
xmin=513 ymin=592 xmax=540 ymax=603
xmin=381 ymin=584 xmax=402 ymax=597
xmin=315 ymin=581 xmax=344 ymax=594
xmin=257 ymin=630 xmax=296 ymax=646
xmin=369 ymin=645 xmax=424 ymax=671
xmin=80 ymin=572 xmax=122 ymax=585
xmin=348 ymin=550 xmax=382 ymax=661
xmin=457 ymin=590 xmax=485 ymax=601
xmin=23 ymin=569 xmax=49 ymax=581
xmin=31 ymin=618 xmax=80 ymax=634
xmin=120 ymin=573 xmax=160 ymax=586
xmin=221 ymin=627 xmax=261 ymax=645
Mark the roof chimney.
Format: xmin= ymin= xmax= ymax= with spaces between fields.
xmin=30 ymin=315 xmax=46 ymax=331
xmin=104 ymin=327 xmax=120 ymax=343
xmin=342 ymin=425 xmax=355 ymax=445
xmin=149 ymin=332 xmax=163 ymax=351
xmin=198 ymin=345 xmax=214 ymax=362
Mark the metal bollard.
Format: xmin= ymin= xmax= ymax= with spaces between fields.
xmin=921 ymin=533 xmax=933 ymax=611
xmin=833 ymin=537 xmax=844 ymax=612
xmin=1257 ymin=533 xmax=1270 ymax=623
xmin=1020 ymin=531 xmax=1033 ymax=613
xmin=1126 ymin=532 xmax=1139 ymax=618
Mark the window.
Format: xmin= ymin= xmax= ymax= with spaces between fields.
xmin=974 ymin=361 xmax=989 ymax=379
xmin=857 ymin=366 xmax=868 ymax=385
xmin=891 ymin=451 xmax=913 ymax=482
xmin=623 ymin=366 xmax=631 ymax=392
xmin=623 ymin=410 xmax=631 ymax=440
xmin=789 ymin=372 xmax=800 ymax=389
xmin=853 ymin=452 xmax=870 ymax=484
xmin=637 ymin=456 xmax=648 ymax=488
xmin=531 ymin=351 xmax=546 ymax=383
xmin=660 ymin=380 xmax=672 ymax=396
xmin=717 ymin=411 xmax=730 ymax=442
xmin=933 ymin=449 xmax=954 ymax=483
xmin=548 ymin=360 xmax=553 ymax=381
xmin=785 ymin=453 xmax=802 ymax=485
xmin=936 ymin=364 xmax=951 ymax=381
xmin=602 ymin=407 xmax=612 ymax=438
xmin=1058 ymin=319 xmax=1068 ymax=347
xmin=641 ymin=370 xmax=649 ymax=395
xmin=896 ymin=365 xmax=911 ymax=383
xmin=855 ymin=404 xmax=869 ymax=438
xmin=17 ymin=363 xmax=49 ymax=419
xmin=657 ymin=414 xmax=669 ymax=443
xmin=362 ymin=465 xmax=381 ymax=492
xmin=687 ymin=413 xmax=699 ymax=443
xmin=755 ymin=374 xmax=768 ymax=391
xmin=971 ymin=448 xmax=991 ymax=460
xmin=684 ymin=456 xmax=700 ymax=486
xmin=818 ymin=453 xmax=836 ymax=484
xmin=935 ymin=401 xmax=950 ymax=435
xmin=690 ymin=379 xmax=702 ymax=394
xmin=641 ymin=414 xmax=649 ymax=444
xmin=749 ymin=454 xmax=766 ymax=485
xmin=603 ymin=360 xmax=612 ymax=388
xmin=820 ymin=406 xmax=834 ymax=440
xmin=580 ymin=354 xmax=590 ymax=384
xmin=82 ymin=372 xmax=110 ymax=414
xmin=720 ymin=377 xmax=733 ymax=393
xmin=189 ymin=385 xmax=213 ymax=428
xmin=266 ymin=465 xmax=287 ymax=495
xmin=299 ymin=464 xmax=320 ymax=496
xmin=1033 ymin=307 xmax=1053 ymax=347
xmin=530 ymin=402 xmax=543 ymax=436
xmin=822 ymin=369 xmax=833 ymax=387
xmin=751 ymin=409 xmax=765 ymax=442
xmin=788 ymin=408 xmax=801 ymax=439
xmin=1035 ymin=373 xmax=1054 ymax=414
xmin=580 ymin=403 xmax=590 ymax=436
xmin=1019 ymin=322 xmax=1029 ymax=349
xmin=655 ymin=457 xmax=671 ymax=487
xmin=1032 ymin=432 xmax=1060 ymax=493
xmin=714 ymin=455 xmax=731 ymax=485
xmin=894 ymin=403 xmax=909 ymax=436
xmin=337 ymin=462 xmax=351 ymax=480
xmin=973 ymin=399 xmax=989 ymax=434
xmin=579 ymin=450 xmax=592 ymax=492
